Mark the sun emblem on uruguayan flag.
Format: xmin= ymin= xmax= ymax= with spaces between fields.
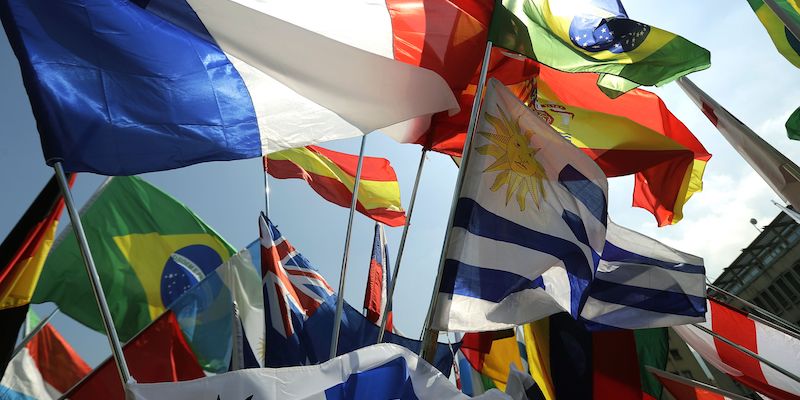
xmin=476 ymin=105 xmax=546 ymax=211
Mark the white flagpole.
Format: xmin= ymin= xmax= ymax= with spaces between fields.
xmin=763 ymin=0 xmax=800 ymax=40
xmin=377 ymin=148 xmax=428 ymax=342
xmin=690 ymin=323 xmax=800 ymax=384
xmin=9 ymin=308 xmax=58 ymax=360
xmin=645 ymin=367 xmax=752 ymax=400
xmin=676 ymin=77 xmax=800 ymax=208
xmin=420 ymin=41 xmax=494 ymax=362
xmin=330 ymin=135 xmax=369 ymax=359
xmin=53 ymin=162 xmax=133 ymax=386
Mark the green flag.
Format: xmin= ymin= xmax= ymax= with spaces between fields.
xmin=788 ymin=107 xmax=800 ymax=140
xmin=32 ymin=177 xmax=235 ymax=341
xmin=489 ymin=0 xmax=710 ymax=92
xmin=635 ymin=328 xmax=669 ymax=399
xmin=747 ymin=0 xmax=800 ymax=68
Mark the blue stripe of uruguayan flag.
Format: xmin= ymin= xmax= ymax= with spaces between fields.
xmin=580 ymin=221 xmax=707 ymax=330
xmin=431 ymin=78 xmax=609 ymax=332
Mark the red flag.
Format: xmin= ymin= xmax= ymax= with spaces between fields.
xmin=674 ymin=300 xmax=800 ymax=400
xmin=66 ymin=311 xmax=204 ymax=399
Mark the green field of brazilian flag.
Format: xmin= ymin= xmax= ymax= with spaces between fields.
xmin=32 ymin=177 xmax=235 ymax=341
xmin=490 ymin=0 xmax=711 ymax=92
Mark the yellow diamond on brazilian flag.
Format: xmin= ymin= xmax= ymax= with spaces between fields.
xmin=490 ymin=0 xmax=710 ymax=91
xmin=32 ymin=177 xmax=235 ymax=341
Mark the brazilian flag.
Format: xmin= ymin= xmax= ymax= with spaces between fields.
xmin=748 ymin=0 xmax=800 ymax=68
xmin=32 ymin=176 xmax=235 ymax=341
xmin=490 ymin=0 xmax=710 ymax=91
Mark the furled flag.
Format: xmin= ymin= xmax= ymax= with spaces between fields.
xmin=0 ymin=0 xmax=458 ymax=175
xmin=580 ymin=220 xmax=707 ymax=330
xmin=32 ymin=176 xmax=235 ymax=341
xmin=746 ymin=0 xmax=800 ymax=68
xmin=489 ymin=0 xmax=710 ymax=93
xmin=267 ymin=146 xmax=406 ymax=227
xmin=523 ymin=315 xmax=670 ymax=400
xmin=0 ymin=173 xmax=72 ymax=376
xmin=259 ymin=215 xmax=456 ymax=376
xmin=0 ymin=310 xmax=91 ymax=400
xmin=65 ymin=310 xmax=205 ymax=400
xmin=430 ymin=78 xmax=608 ymax=331
xmin=460 ymin=330 xmax=526 ymax=391
xmin=127 ymin=344 xmax=518 ymax=400
xmin=673 ymin=299 xmax=800 ymax=400
xmin=647 ymin=367 xmax=751 ymax=400
xmin=363 ymin=223 xmax=393 ymax=330
xmin=535 ymin=63 xmax=711 ymax=226
xmin=678 ymin=77 xmax=800 ymax=209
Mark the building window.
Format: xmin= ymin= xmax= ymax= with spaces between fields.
xmin=776 ymin=276 xmax=798 ymax=304
xmin=760 ymin=291 xmax=781 ymax=312
xmin=669 ymin=349 xmax=683 ymax=361
xmin=785 ymin=271 xmax=800 ymax=296
xmin=769 ymin=285 xmax=791 ymax=306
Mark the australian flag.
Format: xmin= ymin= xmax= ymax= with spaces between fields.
xmin=259 ymin=215 xmax=456 ymax=376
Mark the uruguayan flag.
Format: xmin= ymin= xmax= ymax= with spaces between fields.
xmin=580 ymin=221 xmax=707 ymax=330
xmin=431 ymin=78 xmax=608 ymax=332
xmin=126 ymin=344 xmax=514 ymax=400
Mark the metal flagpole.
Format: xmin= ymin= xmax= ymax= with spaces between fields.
xmin=330 ymin=135 xmax=369 ymax=359
xmin=263 ymin=157 xmax=271 ymax=220
xmin=53 ymin=162 xmax=133 ymax=385
xmin=10 ymin=308 xmax=58 ymax=360
xmin=691 ymin=323 xmax=800 ymax=384
xmin=420 ymin=41 xmax=494 ymax=362
xmin=645 ymin=367 xmax=752 ymax=400
xmin=377 ymin=148 xmax=427 ymax=343
xmin=706 ymin=282 xmax=800 ymax=338
xmin=763 ymin=0 xmax=800 ymax=41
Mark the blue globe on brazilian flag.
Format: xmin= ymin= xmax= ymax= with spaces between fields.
xmin=490 ymin=0 xmax=711 ymax=91
xmin=32 ymin=176 xmax=235 ymax=341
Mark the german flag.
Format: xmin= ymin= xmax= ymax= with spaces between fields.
xmin=0 ymin=173 xmax=73 ymax=375
xmin=266 ymin=146 xmax=406 ymax=227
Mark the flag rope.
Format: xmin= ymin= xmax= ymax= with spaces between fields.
xmin=330 ymin=135 xmax=369 ymax=358
xmin=420 ymin=41 xmax=494 ymax=361
xmin=53 ymin=162 xmax=134 ymax=386
xmin=377 ymin=148 xmax=428 ymax=342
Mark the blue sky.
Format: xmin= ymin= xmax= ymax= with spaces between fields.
xmin=1 ymin=1 xmax=799 ymax=368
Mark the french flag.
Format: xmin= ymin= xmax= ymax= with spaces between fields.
xmin=0 ymin=0 xmax=458 ymax=175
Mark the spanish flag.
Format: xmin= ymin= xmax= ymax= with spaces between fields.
xmin=0 ymin=173 xmax=73 ymax=375
xmin=536 ymin=63 xmax=711 ymax=226
xmin=267 ymin=146 xmax=406 ymax=227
